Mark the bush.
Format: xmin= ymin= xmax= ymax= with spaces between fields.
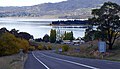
xmin=38 ymin=44 xmax=52 ymax=50
xmin=61 ymin=45 xmax=69 ymax=52
xmin=18 ymin=39 xmax=29 ymax=53
xmin=38 ymin=44 xmax=44 ymax=50
xmin=47 ymin=45 xmax=52 ymax=50
xmin=29 ymin=46 xmax=35 ymax=51
xmin=0 ymin=33 xmax=30 ymax=56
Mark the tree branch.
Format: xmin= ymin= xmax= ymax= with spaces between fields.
xmin=115 ymin=32 xmax=120 ymax=39
xmin=112 ymin=31 xmax=119 ymax=45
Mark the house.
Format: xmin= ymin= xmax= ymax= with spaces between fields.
xmin=63 ymin=40 xmax=85 ymax=45
xmin=63 ymin=40 xmax=71 ymax=44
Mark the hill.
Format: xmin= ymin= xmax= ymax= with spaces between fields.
xmin=0 ymin=0 xmax=120 ymax=19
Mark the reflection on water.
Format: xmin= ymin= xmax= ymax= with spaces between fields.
xmin=0 ymin=18 xmax=86 ymax=38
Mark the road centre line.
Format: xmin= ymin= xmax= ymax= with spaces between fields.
xmin=32 ymin=52 xmax=50 ymax=69
xmin=40 ymin=53 xmax=100 ymax=69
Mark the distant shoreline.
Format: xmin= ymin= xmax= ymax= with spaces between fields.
xmin=0 ymin=17 xmax=88 ymax=20
xmin=0 ymin=17 xmax=57 ymax=19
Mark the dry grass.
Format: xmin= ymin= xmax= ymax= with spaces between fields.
xmin=105 ymin=40 xmax=120 ymax=61
xmin=34 ymin=40 xmax=120 ymax=61
xmin=58 ymin=40 xmax=120 ymax=61
xmin=0 ymin=54 xmax=27 ymax=69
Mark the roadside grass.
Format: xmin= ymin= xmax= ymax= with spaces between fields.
xmin=61 ymin=40 xmax=120 ymax=62
xmin=0 ymin=54 xmax=27 ymax=69
xmin=105 ymin=42 xmax=120 ymax=61
xmin=32 ymin=40 xmax=120 ymax=62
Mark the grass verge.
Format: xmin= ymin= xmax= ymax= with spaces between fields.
xmin=32 ymin=40 xmax=120 ymax=62
xmin=0 ymin=54 xmax=28 ymax=69
xmin=55 ymin=40 xmax=120 ymax=62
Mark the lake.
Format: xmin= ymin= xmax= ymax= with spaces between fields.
xmin=0 ymin=18 xmax=86 ymax=39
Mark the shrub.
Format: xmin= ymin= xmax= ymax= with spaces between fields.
xmin=18 ymin=39 xmax=29 ymax=53
xmin=38 ymin=44 xmax=44 ymax=50
xmin=61 ymin=45 xmax=69 ymax=52
xmin=47 ymin=45 xmax=52 ymax=50
xmin=29 ymin=46 xmax=35 ymax=51
xmin=0 ymin=33 xmax=30 ymax=56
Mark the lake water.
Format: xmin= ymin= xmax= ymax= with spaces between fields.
xmin=0 ymin=18 xmax=86 ymax=39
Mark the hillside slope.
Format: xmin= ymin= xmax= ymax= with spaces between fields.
xmin=0 ymin=0 xmax=120 ymax=19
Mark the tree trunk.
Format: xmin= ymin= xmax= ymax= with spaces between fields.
xmin=108 ymin=43 xmax=113 ymax=50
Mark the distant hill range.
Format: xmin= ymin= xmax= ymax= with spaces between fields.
xmin=0 ymin=0 xmax=120 ymax=19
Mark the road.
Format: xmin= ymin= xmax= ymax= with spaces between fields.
xmin=24 ymin=51 xmax=120 ymax=69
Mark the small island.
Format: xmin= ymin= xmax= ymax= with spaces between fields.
xmin=50 ymin=20 xmax=89 ymax=26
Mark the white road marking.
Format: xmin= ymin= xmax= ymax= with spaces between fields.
xmin=32 ymin=52 xmax=50 ymax=69
xmin=40 ymin=53 xmax=100 ymax=69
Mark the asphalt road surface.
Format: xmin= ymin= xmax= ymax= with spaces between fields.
xmin=24 ymin=51 xmax=120 ymax=69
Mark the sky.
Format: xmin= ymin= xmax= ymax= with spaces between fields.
xmin=0 ymin=0 xmax=67 ymax=6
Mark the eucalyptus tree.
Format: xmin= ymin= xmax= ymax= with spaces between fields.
xmin=89 ymin=2 xmax=120 ymax=50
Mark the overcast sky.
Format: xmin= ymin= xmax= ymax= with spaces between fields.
xmin=0 ymin=0 xmax=67 ymax=6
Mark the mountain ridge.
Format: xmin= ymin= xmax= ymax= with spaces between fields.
xmin=0 ymin=0 xmax=120 ymax=19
